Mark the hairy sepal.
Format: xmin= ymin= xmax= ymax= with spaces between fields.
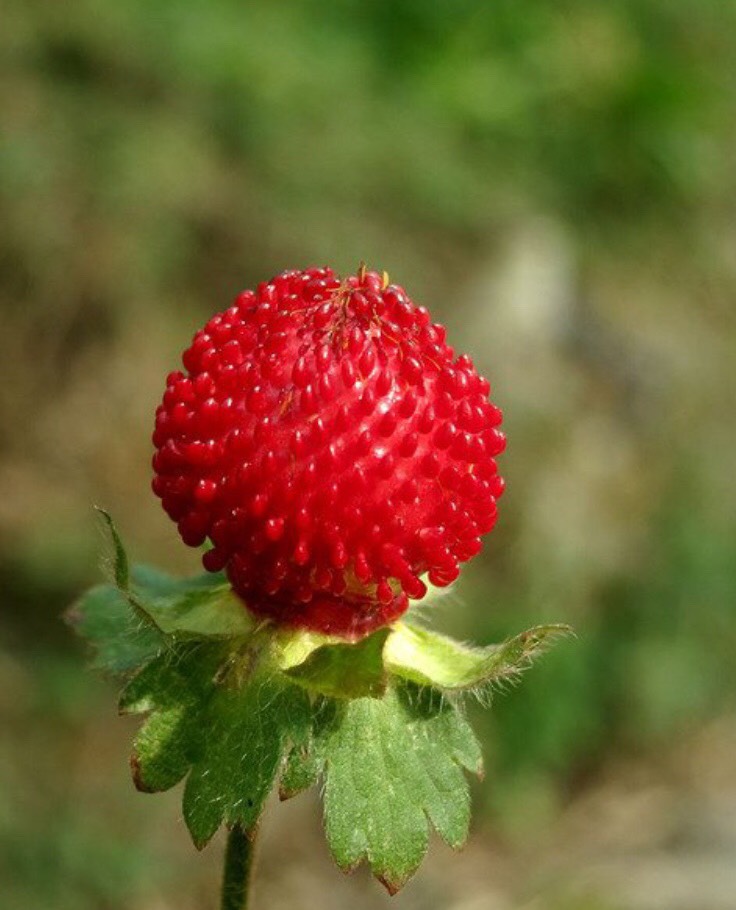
xmin=386 ymin=621 xmax=574 ymax=694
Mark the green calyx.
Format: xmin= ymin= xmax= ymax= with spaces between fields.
xmin=67 ymin=512 xmax=571 ymax=892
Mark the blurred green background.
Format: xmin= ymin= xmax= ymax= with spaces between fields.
xmin=2 ymin=1 xmax=735 ymax=908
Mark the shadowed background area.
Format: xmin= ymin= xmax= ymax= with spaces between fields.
xmin=1 ymin=1 xmax=735 ymax=908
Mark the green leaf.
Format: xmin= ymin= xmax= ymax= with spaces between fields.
xmin=130 ymin=565 xmax=253 ymax=638
xmin=183 ymin=669 xmax=310 ymax=846
xmin=284 ymin=628 xmax=389 ymax=698
xmin=130 ymin=564 xmax=227 ymax=598
xmin=321 ymin=683 xmax=481 ymax=893
xmin=120 ymin=639 xmax=311 ymax=847
xmin=65 ymin=584 xmax=163 ymax=675
xmin=385 ymin=622 xmax=573 ymax=691
xmin=120 ymin=643 xmax=225 ymax=792
xmin=279 ymin=699 xmax=335 ymax=800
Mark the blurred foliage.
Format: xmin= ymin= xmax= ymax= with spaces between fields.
xmin=1 ymin=0 xmax=735 ymax=907
xmin=469 ymin=478 xmax=736 ymax=836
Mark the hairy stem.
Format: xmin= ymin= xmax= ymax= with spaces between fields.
xmin=221 ymin=824 xmax=258 ymax=910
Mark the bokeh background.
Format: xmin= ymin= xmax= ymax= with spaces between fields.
xmin=2 ymin=2 xmax=736 ymax=908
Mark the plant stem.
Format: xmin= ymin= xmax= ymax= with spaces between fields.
xmin=221 ymin=824 xmax=258 ymax=910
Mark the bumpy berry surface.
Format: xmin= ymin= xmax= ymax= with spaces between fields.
xmin=152 ymin=267 xmax=505 ymax=638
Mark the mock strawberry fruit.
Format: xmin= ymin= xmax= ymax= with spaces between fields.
xmin=152 ymin=266 xmax=505 ymax=638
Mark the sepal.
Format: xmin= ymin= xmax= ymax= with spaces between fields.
xmin=385 ymin=621 xmax=574 ymax=692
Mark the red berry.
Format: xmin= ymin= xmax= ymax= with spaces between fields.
xmin=152 ymin=266 xmax=505 ymax=639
